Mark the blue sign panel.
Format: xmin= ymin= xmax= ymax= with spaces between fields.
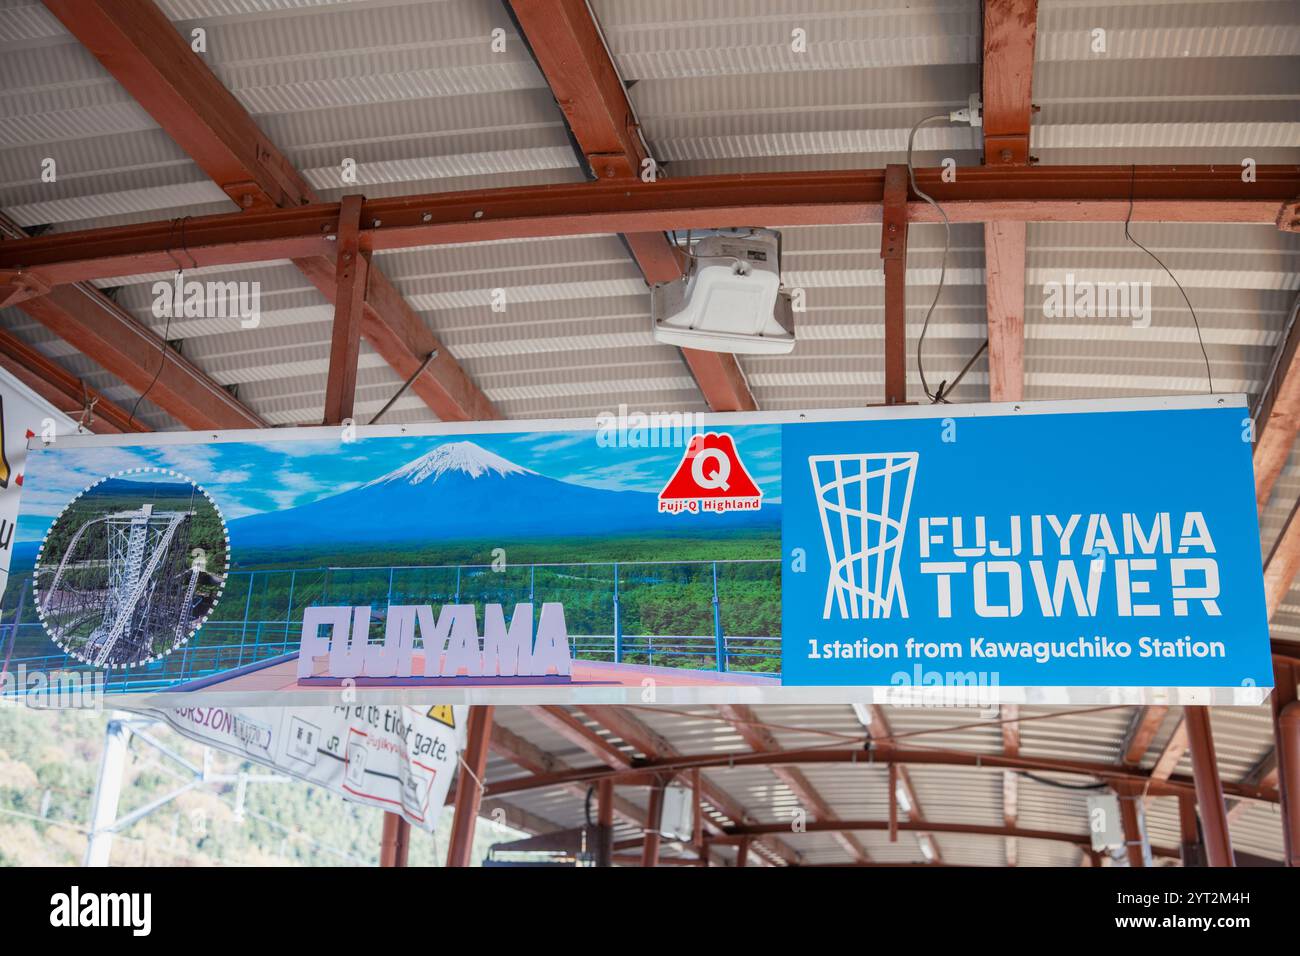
xmin=2 ymin=394 xmax=1272 ymax=703
xmin=781 ymin=404 xmax=1271 ymax=692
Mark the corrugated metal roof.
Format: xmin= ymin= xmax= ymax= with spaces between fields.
xmin=480 ymin=702 xmax=1284 ymax=866
xmin=1 ymin=0 xmax=1297 ymax=865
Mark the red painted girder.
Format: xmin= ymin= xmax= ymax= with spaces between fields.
xmin=17 ymin=284 xmax=263 ymax=430
xmin=43 ymin=0 xmax=496 ymax=423
xmin=0 ymin=328 xmax=145 ymax=434
xmin=483 ymin=744 xmax=1279 ymax=805
xmin=6 ymin=166 xmax=1296 ymax=289
xmin=982 ymin=0 xmax=1039 ymax=166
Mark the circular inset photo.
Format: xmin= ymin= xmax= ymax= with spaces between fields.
xmin=33 ymin=468 xmax=230 ymax=669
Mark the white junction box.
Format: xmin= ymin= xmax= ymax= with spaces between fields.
xmin=651 ymin=227 xmax=796 ymax=354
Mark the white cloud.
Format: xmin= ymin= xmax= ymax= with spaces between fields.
xmin=526 ymin=433 xmax=590 ymax=454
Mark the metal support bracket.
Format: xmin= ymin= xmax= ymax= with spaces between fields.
xmin=880 ymin=164 xmax=910 ymax=406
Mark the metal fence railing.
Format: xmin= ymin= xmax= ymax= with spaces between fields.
xmin=1 ymin=559 xmax=782 ymax=694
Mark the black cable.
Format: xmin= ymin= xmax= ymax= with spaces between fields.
xmin=128 ymin=217 xmax=193 ymax=428
xmin=1123 ymin=163 xmax=1214 ymax=394
xmin=905 ymin=113 xmax=985 ymax=404
xmin=906 ymin=113 xmax=951 ymax=403
xmin=127 ymin=305 xmax=173 ymax=429
xmin=1018 ymin=770 xmax=1109 ymax=791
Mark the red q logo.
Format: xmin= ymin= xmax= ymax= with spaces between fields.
xmin=658 ymin=432 xmax=763 ymax=515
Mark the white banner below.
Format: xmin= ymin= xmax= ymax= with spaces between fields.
xmin=143 ymin=704 xmax=466 ymax=831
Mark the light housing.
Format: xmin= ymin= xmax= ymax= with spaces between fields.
xmin=651 ymin=227 xmax=795 ymax=354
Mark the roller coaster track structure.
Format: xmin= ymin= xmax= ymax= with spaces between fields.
xmin=39 ymin=504 xmax=199 ymax=667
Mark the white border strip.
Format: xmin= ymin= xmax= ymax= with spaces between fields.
xmin=24 ymin=394 xmax=1247 ymax=452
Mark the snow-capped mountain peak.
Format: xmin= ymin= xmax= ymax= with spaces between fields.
xmin=366 ymin=441 xmax=536 ymax=487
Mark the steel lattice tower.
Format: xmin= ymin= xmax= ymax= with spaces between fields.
xmin=40 ymin=504 xmax=203 ymax=667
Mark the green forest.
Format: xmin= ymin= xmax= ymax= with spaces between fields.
xmin=40 ymin=479 xmax=228 ymax=582
xmin=0 ymin=707 xmax=517 ymax=867
xmin=4 ymin=528 xmax=783 ymax=675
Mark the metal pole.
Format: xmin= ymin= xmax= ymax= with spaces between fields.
xmin=1178 ymin=792 xmax=1203 ymax=867
xmin=1115 ymin=782 xmax=1149 ymax=867
xmin=642 ymin=777 xmax=665 ymax=867
xmin=736 ymin=837 xmax=750 ymax=868
xmin=237 ymin=572 xmax=254 ymax=661
xmin=889 ymin=763 xmax=899 ymax=842
xmin=1185 ymin=705 xmax=1235 ymax=867
xmin=379 ymin=812 xmax=410 ymax=867
xmin=692 ymin=767 xmax=703 ymax=859
xmin=84 ymin=717 xmax=130 ymax=867
xmin=597 ymin=777 xmax=614 ymax=867
xmin=446 ymin=706 xmax=494 ymax=867
xmin=284 ymin=569 xmax=296 ymax=654
xmin=712 ymin=560 xmax=725 ymax=672
xmin=1274 ymin=658 xmax=1300 ymax=866
xmin=612 ymin=562 xmax=622 ymax=664
xmin=368 ymin=350 xmax=438 ymax=425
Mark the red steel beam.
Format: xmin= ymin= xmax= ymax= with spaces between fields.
xmin=984 ymin=222 xmax=1027 ymax=402
xmin=323 ymin=196 xmax=369 ymax=425
xmin=484 ymin=743 xmax=1278 ymax=806
xmin=717 ymin=704 xmax=870 ymax=863
xmin=1179 ymin=793 xmax=1203 ymax=867
xmin=43 ymin=0 xmax=497 ymax=424
xmin=642 ymin=778 xmax=664 ymax=867
xmin=1251 ymin=297 xmax=1300 ymax=515
xmin=864 ymin=706 xmax=943 ymax=863
xmin=716 ymin=819 xmax=1179 ymax=860
xmin=1150 ymin=716 xmax=1190 ymax=788
xmin=1001 ymin=704 xmax=1021 ymax=866
xmin=1 ymin=213 xmax=263 ymax=431
xmin=378 ymin=812 xmax=410 ymax=867
xmin=982 ymin=0 xmax=1039 ymax=167
xmin=487 ymin=722 xmax=646 ymax=830
xmin=506 ymin=0 xmax=756 ymax=413
xmin=597 ymin=777 xmax=615 ymax=867
xmin=1272 ymin=659 xmax=1300 ymax=866
xmin=446 ymin=706 xmax=494 ymax=867
xmin=1185 ymin=706 xmax=1235 ymax=867
xmin=881 ymin=165 xmax=909 ymax=405
xmin=981 ymin=1 xmax=1035 ymax=406
xmin=17 ymin=284 xmax=264 ymax=430
xmin=1265 ymin=496 xmax=1300 ymax=620
xmin=0 ymin=329 xmax=144 ymax=435
xmin=5 ymin=167 xmax=1296 ymax=291
xmin=1114 ymin=782 xmax=1148 ymax=867
xmin=526 ymin=706 xmax=633 ymax=770
xmin=1122 ymin=705 xmax=1169 ymax=767
xmin=577 ymin=706 xmax=800 ymax=866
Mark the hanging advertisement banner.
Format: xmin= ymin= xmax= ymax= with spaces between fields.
xmin=0 ymin=395 xmax=1271 ymax=706
xmin=140 ymin=704 xmax=466 ymax=832
xmin=0 ymin=368 xmax=78 ymax=583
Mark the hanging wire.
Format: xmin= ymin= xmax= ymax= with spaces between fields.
xmin=127 ymin=217 xmax=194 ymax=428
xmin=1017 ymin=771 xmax=1110 ymax=791
xmin=1122 ymin=164 xmax=1214 ymax=394
xmin=905 ymin=114 xmax=957 ymax=403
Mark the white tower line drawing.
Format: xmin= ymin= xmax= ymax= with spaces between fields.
xmin=808 ymin=452 xmax=918 ymax=619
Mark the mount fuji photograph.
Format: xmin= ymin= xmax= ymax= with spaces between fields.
xmin=228 ymin=439 xmax=779 ymax=563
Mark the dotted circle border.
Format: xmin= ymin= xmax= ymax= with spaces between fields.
xmin=33 ymin=467 xmax=232 ymax=671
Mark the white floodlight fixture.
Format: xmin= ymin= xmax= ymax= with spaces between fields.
xmin=895 ymin=784 xmax=913 ymax=815
xmin=651 ymin=227 xmax=795 ymax=354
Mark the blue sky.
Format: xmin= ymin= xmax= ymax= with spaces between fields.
xmin=16 ymin=425 xmax=782 ymax=542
